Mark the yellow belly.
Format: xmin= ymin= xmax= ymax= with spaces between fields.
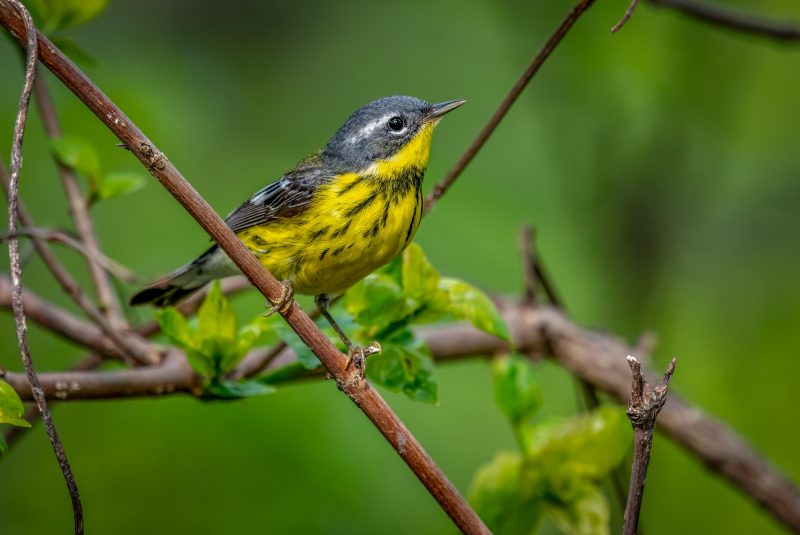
xmin=237 ymin=172 xmax=422 ymax=296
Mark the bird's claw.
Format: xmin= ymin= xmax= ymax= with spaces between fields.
xmin=344 ymin=342 xmax=382 ymax=381
xmin=263 ymin=280 xmax=294 ymax=317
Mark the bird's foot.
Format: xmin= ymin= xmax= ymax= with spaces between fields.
xmin=344 ymin=342 xmax=382 ymax=382
xmin=263 ymin=280 xmax=294 ymax=317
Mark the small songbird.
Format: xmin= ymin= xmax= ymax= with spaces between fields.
xmin=130 ymin=95 xmax=465 ymax=370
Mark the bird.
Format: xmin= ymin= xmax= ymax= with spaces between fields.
xmin=129 ymin=95 xmax=465 ymax=372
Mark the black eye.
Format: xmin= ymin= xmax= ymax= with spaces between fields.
xmin=387 ymin=116 xmax=405 ymax=132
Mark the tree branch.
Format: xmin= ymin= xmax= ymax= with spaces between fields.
xmin=0 ymin=6 xmax=489 ymax=532
xmin=2 ymin=1 xmax=83 ymax=532
xmin=424 ymin=0 xmax=596 ymax=214
xmin=648 ymin=0 xmax=800 ymax=42
xmin=623 ymin=356 xmax=676 ymax=535
xmin=612 ymin=0 xmax=641 ymax=33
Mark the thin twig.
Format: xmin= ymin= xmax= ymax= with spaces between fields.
xmin=0 ymin=157 xmax=155 ymax=365
xmin=0 ymin=226 xmax=141 ymax=283
xmin=3 ymin=1 xmax=83 ymax=532
xmin=0 ymin=8 xmax=489 ymax=532
xmin=612 ymin=0 xmax=641 ymax=33
xmin=32 ymin=67 xmax=128 ymax=328
xmin=623 ymin=356 xmax=677 ymax=535
xmin=648 ymin=0 xmax=800 ymax=42
xmin=424 ymin=0 xmax=597 ymax=214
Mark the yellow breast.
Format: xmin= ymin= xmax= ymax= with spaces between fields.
xmin=237 ymin=122 xmax=435 ymax=296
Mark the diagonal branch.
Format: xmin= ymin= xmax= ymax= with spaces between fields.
xmin=3 ymin=1 xmax=83 ymax=532
xmin=0 ymin=5 xmax=488 ymax=532
xmin=424 ymin=0 xmax=596 ymax=214
xmin=648 ymin=0 xmax=800 ymax=42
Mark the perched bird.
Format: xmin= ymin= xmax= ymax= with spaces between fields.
xmin=130 ymin=95 xmax=465 ymax=369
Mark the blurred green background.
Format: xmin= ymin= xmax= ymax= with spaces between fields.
xmin=2 ymin=0 xmax=800 ymax=533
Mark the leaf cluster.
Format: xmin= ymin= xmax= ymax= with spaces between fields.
xmin=469 ymin=355 xmax=631 ymax=535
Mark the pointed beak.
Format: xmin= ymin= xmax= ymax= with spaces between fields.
xmin=426 ymin=99 xmax=466 ymax=121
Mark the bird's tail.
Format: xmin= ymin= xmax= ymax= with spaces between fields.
xmin=129 ymin=247 xmax=217 ymax=308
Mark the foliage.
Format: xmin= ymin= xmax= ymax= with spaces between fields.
xmin=469 ymin=355 xmax=631 ymax=535
xmin=156 ymin=281 xmax=275 ymax=399
xmin=0 ymin=379 xmax=31 ymax=459
xmin=51 ymin=134 xmax=146 ymax=206
xmin=291 ymin=242 xmax=510 ymax=403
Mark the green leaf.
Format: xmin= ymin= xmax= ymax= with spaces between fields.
xmin=344 ymin=272 xmax=407 ymax=337
xmin=367 ymin=330 xmax=438 ymax=403
xmin=51 ymin=134 xmax=100 ymax=178
xmin=154 ymin=308 xmax=194 ymax=350
xmin=29 ymin=0 xmax=109 ymax=32
xmin=469 ymin=451 xmax=542 ymax=535
xmin=493 ymin=355 xmax=543 ymax=426
xmin=205 ymin=380 xmax=275 ymax=399
xmin=96 ymin=171 xmax=146 ymax=202
xmin=0 ymin=380 xmax=31 ymax=428
xmin=521 ymin=405 xmax=631 ymax=480
xmin=197 ymin=281 xmax=237 ymax=345
xmin=435 ymin=278 xmax=511 ymax=342
xmin=401 ymin=242 xmax=440 ymax=301
xmin=544 ymin=483 xmax=609 ymax=535
xmin=0 ymin=435 xmax=7 ymax=458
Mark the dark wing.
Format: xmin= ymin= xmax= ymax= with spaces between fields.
xmin=225 ymin=155 xmax=331 ymax=233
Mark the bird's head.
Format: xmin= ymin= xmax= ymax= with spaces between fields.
xmin=322 ymin=95 xmax=465 ymax=176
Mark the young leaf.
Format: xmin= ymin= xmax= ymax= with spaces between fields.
xmin=154 ymin=308 xmax=194 ymax=350
xmin=544 ymin=483 xmax=610 ymax=535
xmin=344 ymin=272 xmax=407 ymax=337
xmin=0 ymin=380 xmax=31 ymax=428
xmin=469 ymin=452 xmax=542 ymax=535
xmin=197 ymin=281 xmax=237 ymax=345
xmin=51 ymin=134 xmax=101 ymax=179
xmin=29 ymin=0 xmax=109 ymax=32
xmin=521 ymin=405 xmax=631 ymax=480
xmin=367 ymin=330 xmax=438 ymax=404
xmin=401 ymin=242 xmax=440 ymax=301
xmin=96 ymin=171 xmax=146 ymax=202
xmin=435 ymin=278 xmax=510 ymax=342
xmin=493 ymin=355 xmax=543 ymax=426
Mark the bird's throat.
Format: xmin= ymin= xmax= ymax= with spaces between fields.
xmin=365 ymin=121 xmax=437 ymax=179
